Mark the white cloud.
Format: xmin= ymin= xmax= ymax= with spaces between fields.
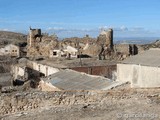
xmin=0 ymin=28 xmax=16 ymax=31
xmin=0 ymin=28 xmax=9 ymax=31
xmin=46 ymin=27 xmax=65 ymax=31
xmin=130 ymin=27 xmax=145 ymax=31
xmin=44 ymin=26 xmax=160 ymax=38
xmin=120 ymin=26 xmax=128 ymax=31
xmin=98 ymin=26 xmax=128 ymax=32
xmin=96 ymin=25 xmax=160 ymax=37
xmin=44 ymin=27 xmax=99 ymax=38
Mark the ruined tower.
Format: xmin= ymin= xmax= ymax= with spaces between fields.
xmin=97 ymin=28 xmax=114 ymax=50
xmin=28 ymin=28 xmax=42 ymax=47
xmin=106 ymin=28 xmax=113 ymax=50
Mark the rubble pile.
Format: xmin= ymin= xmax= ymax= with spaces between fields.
xmin=1 ymin=88 xmax=160 ymax=115
xmin=27 ymin=37 xmax=59 ymax=57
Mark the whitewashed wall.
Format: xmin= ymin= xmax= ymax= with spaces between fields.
xmin=11 ymin=65 xmax=25 ymax=79
xmin=0 ymin=44 xmax=20 ymax=57
xmin=31 ymin=61 xmax=59 ymax=76
xmin=117 ymin=64 xmax=160 ymax=88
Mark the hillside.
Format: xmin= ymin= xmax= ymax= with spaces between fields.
xmin=0 ymin=31 xmax=27 ymax=46
xmin=140 ymin=39 xmax=160 ymax=50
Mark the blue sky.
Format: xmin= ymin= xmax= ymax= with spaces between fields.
xmin=0 ymin=0 xmax=160 ymax=38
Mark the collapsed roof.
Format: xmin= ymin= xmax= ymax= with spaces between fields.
xmin=41 ymin=69 xmax=122 ymax=90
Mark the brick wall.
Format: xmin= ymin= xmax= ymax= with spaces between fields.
xmin=70 ymin=65 xmax=116 ymax=79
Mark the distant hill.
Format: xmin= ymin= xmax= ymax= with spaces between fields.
xmin=0 ymin=31 xmax=27 ymax=46
xmin=114 ymin=37 xmax=160 ymax=44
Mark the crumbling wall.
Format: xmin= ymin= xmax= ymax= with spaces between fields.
xmin=27 ymin=28 xmax=59 ymax=58
xmin=0 ymin=91 xmax=107 ymax=115
xmin=27 ymin=43 xmax=58 ymax=58
xmin=97 ymin=28 xmax=113 ymax=49
xmin=28 ymin=29 xmax=41 ymax=47
xmin=137 ymin=45 xmax=145 ymax=53
xmin=106 ymin=28 xmax=113 ymax=49
xmin=62 ymin=36 xmax=96 ymax=47
xmin=114 ymin=44 xmax=144 ymax=56
xmin=114 ymin=44 xmax=130 ymax=55
xmin=82 ymin=44 xmax=102 ymax=56
xmin=97 ymin=34 xmax=106 ymax=45
xmin=1 ymin=89 xmax=159 ymax=115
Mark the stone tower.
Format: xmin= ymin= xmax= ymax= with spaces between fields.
xmin=98 ymin=28 xmax=114 ymax=50
xmin=28 ymin=27 xmax=42 ymax=47
xmin=106 ymin=28 xmax=113 ymax=50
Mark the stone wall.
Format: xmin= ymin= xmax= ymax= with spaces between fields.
xmin=114 ymin=44 xmax=130 ymax=54
xmin=0 ymin=90 xmax=107 ymax=115
xmin=27 ymin=28 xmax=59 ymax=58
xmin=114 ymin=44 xmax=144 ymax=55
xmin=1 ymin=89 xmax=160 ymax=116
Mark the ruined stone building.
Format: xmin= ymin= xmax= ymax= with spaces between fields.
xmin=25 ymin=27 xmax=144 ymax=60
xmin=49 ymin=49 xmax=63 ymax=58
xmin=27 ymin=28 xmax=59 ymax=58
xmin=11 ymin=58 xmax=68 ymax=86
xmin=0 ymin=44 xmax=20 ymax=57
xmin=95 ymin=28 xmax=114 ymax=60
xmin=26 ymin=27 xmax=115 ymax=59
xmin=82 ymin=28 xmax=114 ymax=59
xmin=114 ymin=44 xmax=138 ymax=55
xmin=97 ymin=28 xmax=114 ymax=50
xmin=28 ymin=28 xmax=42 ymax=47
xmin=113 ymin=43 xmax=145 ymax=60
xmin=49 ymin=45 xmax=78 ymax=58
xmin=26 ymin=28 xmax=79 ymax=59
xmin=11 ymin=59 xmax=66 ymax=80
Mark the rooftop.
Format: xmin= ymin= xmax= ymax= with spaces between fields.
xmin=41 ymin=69 xmax=122 ymax=90
xmin=121 ymin=48 xmax=160 ymax=67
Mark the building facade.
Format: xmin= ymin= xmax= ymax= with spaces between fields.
xmin=0 ymin=44 xmax=20 ymax=57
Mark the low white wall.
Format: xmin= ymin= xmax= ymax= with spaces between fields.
xmin=31 ymin=61 xmax=59 ymax=76
xmin=117 ymin=64 xmax=133 ymax=83
xmin=117 ymin=64 xmax=160 ymax=88
xmin=18 ymin=67 xmax=25 ymax=76
xmin=11 ymin=65 xmax=25 ymax=79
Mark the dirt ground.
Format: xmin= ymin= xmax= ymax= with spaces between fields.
xmin=1 ymin=87 xmax=160 ymax=120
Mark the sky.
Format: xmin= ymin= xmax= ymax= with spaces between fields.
xmin=0 ymin=0 xmax=160 ymax=39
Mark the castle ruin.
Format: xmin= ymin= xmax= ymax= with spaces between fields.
xmin=26 ymin=27 xmax=59 ymax=58
xmin=97 ymin=28 xmax=114 ymax=50
xmin=28 ymin=28 xmax=42 ymax=47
